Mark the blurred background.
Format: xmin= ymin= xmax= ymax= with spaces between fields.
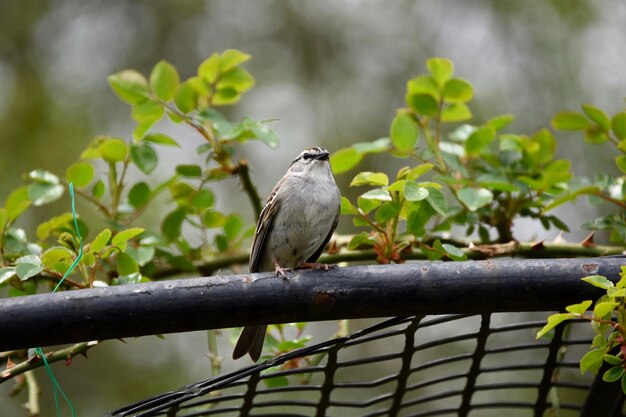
xmin=1 ymin=0 xmax=625 ymax=415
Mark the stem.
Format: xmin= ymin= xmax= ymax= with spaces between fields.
xmin=206 ymin=330 xmax=222 ymax=376
xmin=108 ymin=162 xmax=119 ymax=220
xmin=24 ymin=371 xmax=40 ymax=416
xmin=1 ymin=342 xmax=97 ymax=383
xmin=591 ymin=191 xmax=626 ymax=210
xmin=236 ymin=159 xmax=263 ymax=217
xmin=72 ymin=186 xmax=111 ymax=218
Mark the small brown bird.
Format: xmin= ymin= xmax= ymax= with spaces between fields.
xmin=232 ymin=147 xmax=341 ymax=361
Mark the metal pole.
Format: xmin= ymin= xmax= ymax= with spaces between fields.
xmin=1 ymin=257 xmax=623 ymax=351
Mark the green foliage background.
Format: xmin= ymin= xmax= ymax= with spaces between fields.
xmin=1 ymin=1 xmax=626 ymax=416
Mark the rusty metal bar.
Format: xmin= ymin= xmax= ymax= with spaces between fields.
xmin=1 ymin=257 xmax=624 ymax=351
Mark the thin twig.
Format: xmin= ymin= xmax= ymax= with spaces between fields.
xmin=1 ymin=342 xmax=97 ymax=383
xmin=236 ymin=159 xmax=263 ymax=217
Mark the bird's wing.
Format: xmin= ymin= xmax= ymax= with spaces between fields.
xmin=306 ymin=206 xmax=340 ymax=263
xmin=249 ymin=181 xmax=282 ymax=273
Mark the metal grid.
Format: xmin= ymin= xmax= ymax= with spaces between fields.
xmin=108 ymin=313 xmax=621 ymax=417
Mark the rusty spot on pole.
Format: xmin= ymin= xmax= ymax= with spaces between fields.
xmin=581 ymin=263 xmax=599 ymax=274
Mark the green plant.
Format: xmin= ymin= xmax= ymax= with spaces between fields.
xmin=2 ymin=53 xmax=626 ymax=415
xmin=537 ymin=266 xmax=626 ymax=392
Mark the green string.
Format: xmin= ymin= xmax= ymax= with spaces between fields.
xmin=36 ymin=182 xmax=82 ymax=417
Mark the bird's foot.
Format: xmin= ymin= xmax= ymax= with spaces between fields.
xmin=273 ymin=260 xmax=293 ymax=279
xmin=298 ymin=262 xmax=336 ymax=271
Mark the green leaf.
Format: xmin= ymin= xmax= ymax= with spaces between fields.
xmin=117 ymin=252 xmax=139 ymax=275
xmin=465 ymin=126 xmax=496 ymax=158
xmin=375 ymin=202 xmax=401 ymax=224
xmin=126 ymin=246 xmax=155 ymax=267
xmin=116 ymin=272 xmax=145 ymax=285
xmin=92 ymin=180 xmax=105 ymax=199
xmin=15 ymin=255 xmax=43 ymax=281
xmin=404 ymin=182 xmax=429 ymax=202
xmin=425 ymin=187 xmax=448 ymax=215
xmin=458 ymin=188 xmax=493 ymax=211
xmin=246 ymin=118 xmax=280 ymax=149
xmin=582 ymin=275 xmax=614 ymax=289
xmin=176 ymin=164 xmax=202 ymax=177
xmin=531 ymin=129 xmax=556 ymax=164
xmin=615 ymin=155 xmax=626 ymax=174
xmin=224 ymin=213 xmax=243 ymax=241
xmin=5 ymin=187 xmax=31 ymax=221
xmin=584 ymin=125 xmax=610 ymax=144
xmin=439 ymin=243 xmax=466 ymax=261
xmin=192 ymin=189 xmax=214 ymax=209
xmin=162 ymin=208 xmax=187 ymax=241
xmin=360 ymin=188 xmax=392 ymax=201
xmin=128 ymin=182 xmax=151 ymax=208
xmin=130 ymin=143 xmax=158 ymax=174
xmin=406 ymin=202 xmax=435 ymax=237
xmin=65 ymin=162 xmax=95 ymax=189
xmin=604 ymin=354 xmax=623 ymax=366
xmin=348 ymin=233 xmax=375 ymax=250
xmin=108 ymin=69 xmax=149 ymax=105
xmin=441 ymin=103 xmax=472 ymax=122
xmin=174 ymin=80 xmax=199 ymax=113
xmin=594 ymin=301 xmax=619 ymax=318
xmin=112 ymin=228 xmax=145 ymax=246
xmin=611 ymin=111 xmax=626 ymax=140
xmin=28 ymin=183 xmax=64 ymax=206
xmin=543 ymin=186 xmax=601 ymax=212
xmin=198 ymin=53 xmax=220 ymax=83
xmin=91 ymin=229 xmax=112 ymax=253
xmin=202 ymin=210 xmax=226 ymax=228
xmin=0 ymin=267 xmax=16 ymax=286
xmin=486 ymin=114 xmax=514 ymax=131
xmin=133 ymin=119 xmax=156 ymax=141
xmin=551 ymin=111 xmax=590 ymax=131
xmin=536 ymin=313 xmax=575 ymax=339
xmin=443 ymin=78 xmax=473 ymax=103
xmin=603 ymin=366 xmax=624 ymax=382
xmin=217 ymin=67 xmax=255 ymax=93
xmin=330 ymin=147 xmax=363 ymax=175
xmin=100 ymin=138 xmax=129 ymax=162
xmin=580 ymin=349 xmax=606 ymax=374
xmin=390 ymin=113 xmax=418 ymax=151
xmin=622 ymin=374 xmax=626 ymax=395
xmin=408 ymin=163 xmax=434 ymax=180
xmin=131 ymin=99 xmax=164 ymax=122
xmin=350 ymin=172 xmax=389 ymax=187
xmin=36 ymin=212 xmax=73 ymax=240
xmin=352 ymin=138 xmax=391 ymax=154
xmin=150 ymin=60 xmax=179 ymax=101
xmin=218 ymin=49 xmax=251 ymax=73
xmin=340 ymin=196 xmax=358 ymax=215
xmin=406 ymin=75 xmax=440 ymax=99
xmin=212 ymin=87 xmax=240 ymax=106
xmin=407 ymin=94 xmax=438 ymax=117
xmin=41 ymin=247 xmax=73 ymax=270
xmin=427 ymin=57 xmax=454 ymax=86
xmin=565 ymin=300 xmax=592 ymax=315
xmin=357 ymin=197 xmax=381 ymax=214
xmin=582 ymin=104 xmax=610 ymax=131
xmin=143 ymin=133 xmax=180 ymax=147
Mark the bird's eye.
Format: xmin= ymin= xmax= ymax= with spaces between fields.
xmin=302 ymin=152 xmax=311 ymax=160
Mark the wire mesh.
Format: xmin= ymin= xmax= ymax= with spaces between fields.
xmin=107 ymin=313 xmax=623 ymax=417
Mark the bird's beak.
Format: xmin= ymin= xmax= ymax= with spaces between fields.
xmin=315 ymin=150 xmax=330 ymax=161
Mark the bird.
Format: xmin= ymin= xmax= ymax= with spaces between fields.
xmin=232 ymin=146 xmax=341 ymax=361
